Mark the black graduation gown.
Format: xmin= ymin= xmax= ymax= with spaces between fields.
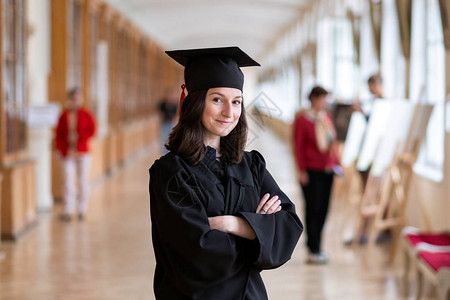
xmin=149 ymin=150 xmax=303 ymax=300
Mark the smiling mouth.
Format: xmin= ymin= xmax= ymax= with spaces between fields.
xmin=217 ymin=120 xmax=232 ymax=125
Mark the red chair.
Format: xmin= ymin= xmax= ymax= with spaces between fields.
xmin=407 ymin=232 xmax=450 ymax=247
xmin=401 ymin=227 xmax=450 ymax=300
xmin=415 ymin=246 xmax=450 ymax=300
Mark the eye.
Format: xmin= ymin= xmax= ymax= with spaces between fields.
xmin=232 ymin=99 xmax=242 ymax=105
xmin=212 ymin=97 xmax=222 ymax=103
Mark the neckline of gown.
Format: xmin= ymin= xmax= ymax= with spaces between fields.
xmin=204 ymin=146 xmax=227 ymax=178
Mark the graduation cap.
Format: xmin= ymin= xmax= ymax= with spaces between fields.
xmin=165 ymin=46 xmax=260 ymax=103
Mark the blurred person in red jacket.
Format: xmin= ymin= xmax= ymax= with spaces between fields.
xmin=55 ymin=87 xmax=96 ymax=221
xmin=293 ymin=86 xmax=340 ymax=264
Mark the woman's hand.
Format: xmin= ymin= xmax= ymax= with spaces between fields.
xmin=207 ymin=193 xmax=283 ymax=240
xmin=299 ymin=171 xmax=309 ymax=186
xmin=351 ymin=103 xmax=363 ymax=113
xmin=208 ymin=216 xmax=229 ymax=233
xmin=256 ymin=193 xmax=282 ymax=214
xmin=208 ymin=216 xmax=256 ymax=240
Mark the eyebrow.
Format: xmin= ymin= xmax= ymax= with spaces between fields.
xmin=208 ymin=92 xmax=243 ymax=99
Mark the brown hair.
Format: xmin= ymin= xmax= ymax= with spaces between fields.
xmin=308 ymin=85 xmax=328 ymax=101
xmin=166 ymin=90 xmax=248 ymax=165
xmin=67 ymin=87 xmax=82 ymax=99
xmin=367 ymin=74 xmax=382 ymax=85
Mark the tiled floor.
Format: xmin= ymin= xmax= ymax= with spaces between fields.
xmin=0 ymin=124 xmax=422 ymax=299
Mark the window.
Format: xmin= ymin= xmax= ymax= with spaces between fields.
xmin=129 ymin=36 xmax=138 ymax=120
xmin=316 ymin=18 xmax=334 ymax=91
xmin=117 ymin=30 xmax=130 ymax=122
xmin=410 ymin=0 xmax=445 ymax=181
xmin=67 ymin=0 xmax=83 ymax=89
xmin=139 ymin=40 xmax=149 ymax=116
xmin=109 ymin=24 xmax=121 ymax=127
xmin=381 ymin=0 xmax=406 ymax=98
xmin=256 ymin=64 xmax=300 ymax=123
xmin=333 ymin=18 xmax=357 ymax=101
xmin=316 ymin=17 xmax=357 ymax=102
xmin=89 ymin=12 xmax=99 ymax=117
xmin=360 ymin=0 xmax=380 ymax=100
xmin=2 ymin=0 xmax=27 ymax=158
xmin=96 ymin=9 xmax=110 ymax=137
xmin=300 ymin=51 xmax=315 ymax=108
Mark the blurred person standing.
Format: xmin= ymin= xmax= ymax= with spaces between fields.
xmin=351 ymin=73 xmax=385 ymax=193
xmin=351 ymin=74 xmax=391 ymax=244
xmin=158 ymin=87 xmax=178 ymax=154
xmin=352 ymin=73 xmax=384 ymax=119
xmin=293 ymin=86 xmax=340 ymax=264
xmin=367 ymin=73 xmax=384 ymax=99
xmin=55 ymin=88 xmax=96 ymax=221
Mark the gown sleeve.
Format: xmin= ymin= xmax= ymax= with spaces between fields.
xmin=236 ymin=151 xmax=303 ymax=269
xmin=149 ymin=157 xmax=250 ymax=297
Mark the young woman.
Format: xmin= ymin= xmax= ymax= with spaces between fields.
xmin=293 ymin=86 xmax=339 ymax=264
xmin=55 ymin=88 xmax=96 ymax=221
xmin=149 ymin=47 xmax=303 ymax=300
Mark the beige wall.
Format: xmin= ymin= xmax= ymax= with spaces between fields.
xmin=406 ymin=132 xmax=450 ymax=231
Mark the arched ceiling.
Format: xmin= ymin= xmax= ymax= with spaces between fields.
xmin=102 ymin=0 xmax=310 ymax=61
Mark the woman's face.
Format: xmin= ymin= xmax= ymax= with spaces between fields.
xmin=67 ymin=91 xmax=83 ymax=111
xmin=311 ymin=95 xmax=327 ymax=111
xmin=202 ymin=87 xmax=242 ymax=144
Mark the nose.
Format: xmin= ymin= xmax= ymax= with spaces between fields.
xmin=222 ymin=102 xmax=233 ymax=118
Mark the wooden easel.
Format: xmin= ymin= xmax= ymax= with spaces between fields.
xmin=361 ymin=139 xmax=420 ymax=264
xmin=352 ymin=101 xmax=433 ymax=265
xmin=335 ymin=112 xmax=368 ymax=241
xmin=350 ymin=165 xmax=382 ymax=249
xmin=335 ymin=161 xmax=364 ymax=241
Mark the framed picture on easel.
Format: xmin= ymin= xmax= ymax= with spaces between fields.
xmin=341 ymin=111 xmax=367 ymax=168
xmin=356 ymin=100 xmax=391 ymax=172
xmin=330 ymin=103 xmax=354 ymax=142
xmin=371 ymin=99 xmax=414 ymax=177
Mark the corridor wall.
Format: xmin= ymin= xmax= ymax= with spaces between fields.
xmin=0 ymin=0 xmax=182 ymax=240
xmin=48 ymin=0 xmax=182 ymax=201
xmin=0 ymin=0 xmax=37 ymax=240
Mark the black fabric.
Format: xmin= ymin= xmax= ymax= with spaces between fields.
xmin=165 ymin=47 xmax=260 ymax=93
xmin=300 ymin=170 xmax=334 ymax=254
xmin=149 ymin=150 xmax=303 ymax=300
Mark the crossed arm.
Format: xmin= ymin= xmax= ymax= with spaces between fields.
xmin=208 ymin=193 xmax=281 ymax=240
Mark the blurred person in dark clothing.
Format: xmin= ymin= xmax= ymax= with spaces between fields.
xmin=293 ymin=85 xmax=340 ymax=264
xmin=158 ymin=87 xmax=178 ymax=154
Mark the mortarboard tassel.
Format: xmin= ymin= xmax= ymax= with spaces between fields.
xmin=178 ymin=84 xmax=186 ymax=115
xmin=179 ymin=84 xmax=186 ymax=103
